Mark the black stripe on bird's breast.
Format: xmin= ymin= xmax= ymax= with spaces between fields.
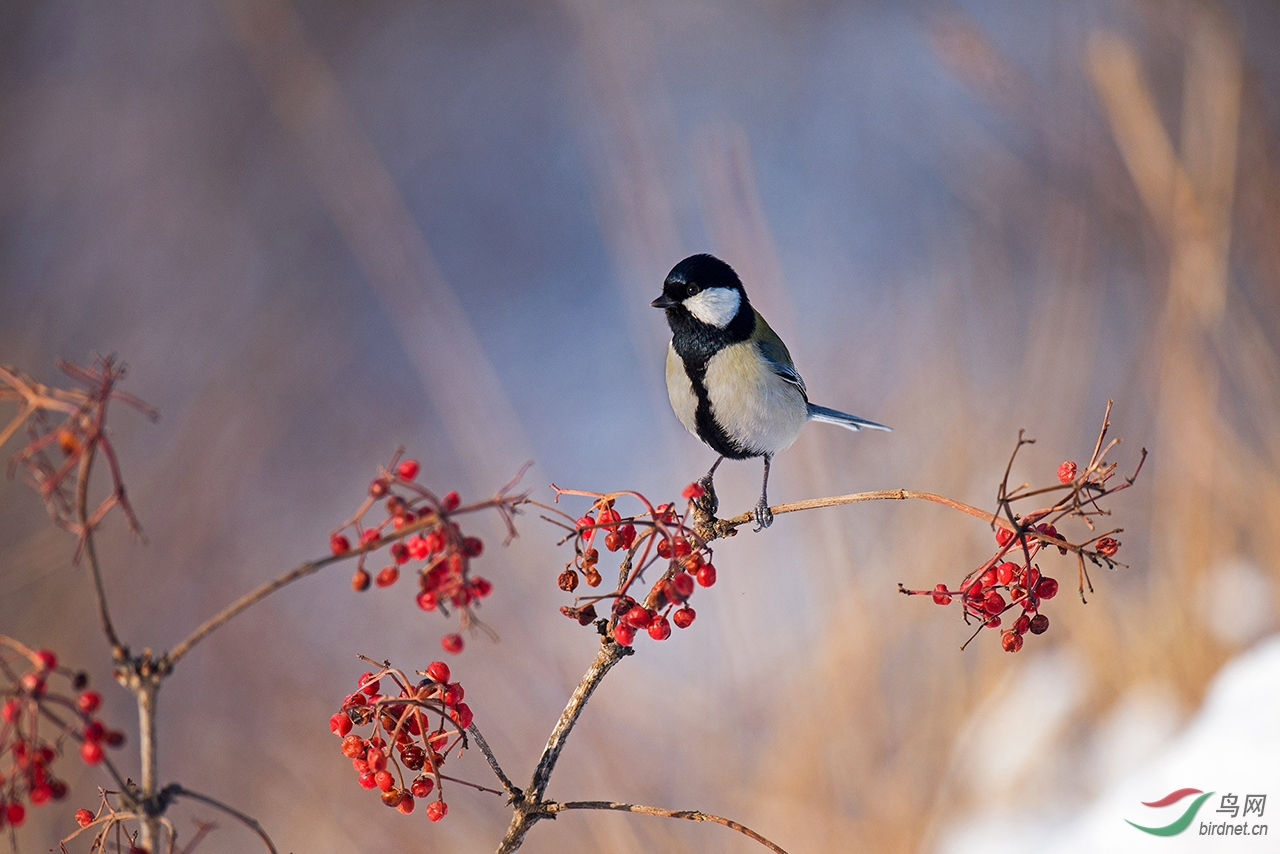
xmin=670 ymin=314 xmax=760 ymax=460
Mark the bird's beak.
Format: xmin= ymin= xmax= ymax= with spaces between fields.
xmin=651 ymin=294 xmax=675 ymax=309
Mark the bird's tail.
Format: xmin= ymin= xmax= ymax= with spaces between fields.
xmin=807 ymin=404 xmax=892 ymax=432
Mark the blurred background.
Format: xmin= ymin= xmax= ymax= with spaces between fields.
xmin=3 ymin=0 xmax=1279 ymax=851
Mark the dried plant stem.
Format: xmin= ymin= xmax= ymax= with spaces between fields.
xmin=468 ymin=723 xmax=519 ymax=798
xmin=77 ymin=448 xmax=124 ymax=659
xmin=547 ymin=801 xmax=790 ymax=854
xmin=136 ymin=679 xmax=160 ymax=852
xmin=496 ymin=641 xmax=631 ymax=853
xmin=165 ymin=553 xmax=346 ymax=671
xmin=168 ymin=785 xmax=280 ymax=854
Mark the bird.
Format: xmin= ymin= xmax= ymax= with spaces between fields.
xmin=652 ymin=253 xmax=890 ymax=530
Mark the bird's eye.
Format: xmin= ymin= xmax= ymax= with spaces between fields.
xmin=686 ymin=283 xmax=700 ymax=298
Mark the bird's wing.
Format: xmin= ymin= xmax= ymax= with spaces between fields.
xmin=753 ymin=309 xmax=808 ymax=400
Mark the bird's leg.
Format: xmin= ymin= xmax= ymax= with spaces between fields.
xmin=696 ymin=455 xmax=724 ymax=516
xmin=753 ymin=454 xmax=774 ymax=531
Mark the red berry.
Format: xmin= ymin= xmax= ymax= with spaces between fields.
xmin=671 ymin=572 xmax=695 ymax=600
xmin=330 ymin=534 xmax=351 ymax=554
xmin=426 ymin=800 xmax=448 ymax=822
xmin=604 ymin=532 xmax=622 ymax=552
xmin=80 ymin=741 xmax=104 ymax=765
xmin=375 ymin=770 xmax=395 ymax=792
xmin=1036 ymin=577 xmax=1059 ymax=600
xmin=390 ymin=543 xmax=409 ymax=565
xmin=358 ymin=772 xmax=378 ymax=790
xmin=1001 ymin=631 xmax=1023 ymax=652
xmin=979 ymin=569 xmax=997 ymax=589
xmin=996 ymin=526 xmax=1015 ymax=547
xmin=75 ymin=808 xmax=93 ymax=827
xmin=50 ymin=780 xmax=68 ymax=801
xmin=341 ymin=734 xmax=365 ymax=758
xmin=443 ymin=491 xmax=461 ymax=511
xmin=381 ymin=788 xmax=403 ymax=808
xmin=2 ymin=698 xmax=20 ymax=723
xmin=471 ymin=577 xmax=493 ymax=598
xmin=330 ymin=713 xmax=352 ymax=737
xmin=410 ymin=776 xmax=433 ymax=799
xmin=648 ymin=616 xmax=672 ymax=640
xmin=75 ymin=691 xmax=99 ymax=717
xmin=6 ymin=803 xmax=24 ymax=827
xmin=1096 ymin=537 xmax=1120 ymax=557
xmin=376 ymin=565 xmax=400 ymax=587
xmin=397 ymin=794 xmax=415 ymax=814
xmin=983 ymin=590 xmax=1006 ymax=615
xmin=1057 ymin=460 xmax=1077 ymax=483
xmin=656 ymin=538 xmax=672 ymax=558
xmin=696 ymin=564 xmax=717 ymax=587
xmin=30 ymin=784 xmax=52 ymax=805
xmin=932 ymin=584 xmax=952 ymax=605
xmin=682 ymin=482 xmax=705 ymax=499
xmin=417 ymin=590 xmax=438 ymax=611
xmin=441 ymin=634 xmax=464 ymax=654
xmin=451 ymin=702 xmax=474 ymax=728
xmin=359 ymin=673 xmax=381 ymax=696
xmin=996 ymin=562 xmax=1017 ymax=585
xmin=83 ymin=719 xmax=105 ymax=742
xmin=1029 ymin=614 xmax=1049 ymax=634
xmin=986 ymin=615 xmax=1002 ymax=628
xmin=624 ymin=606 xmax=653 ymax=629
xmin=369 ymin=478 xmax=389 ymax=498
xmin=673 ymin=607 xmax=696 ymax=628
xmin=613 ymin=623 xmax=636 ymax=646
xmin=21 ymin=673 xmax=45 ymax=697
xmin=397 ymin=459 xmax=420 ymax=480
xmin=426 ymin=661 xmax=450 ymax=684
xmin=352 ymin=568 xmax=371 ymax=591
xmin=1013 ymin=615 xmax=1031 ymax=635
xmin=35 ymin=649 xmax=58 ymax=671
xmin=672 ymin=536 xmax=692 ymax=558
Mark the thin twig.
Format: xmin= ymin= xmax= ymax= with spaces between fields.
xmin=717 ymin=489 xmax=1011 ymax=534
xmin=546 ymin=800 xmax=791 ymax=854
xmin=468 ymin=723 xmax=520 ymax=799
xmin=167 ymin=785 xmax=279 ymax=854
xmin=76 ymin=445 xmax=124 ymax=659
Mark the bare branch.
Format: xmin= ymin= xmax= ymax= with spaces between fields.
xmin=547 ymin=800 xmax=791 ymax=854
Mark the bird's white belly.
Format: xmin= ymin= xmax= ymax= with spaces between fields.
xmin=704 ymin=341 xmax=808 ymax=455
xmin=665 ymin=343 xmax=700 ymax=437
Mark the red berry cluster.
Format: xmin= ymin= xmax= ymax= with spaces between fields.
xmin=330 ymin=661 xmax=471 ymax=821
xmin=900 ymin=458 xmax=1126 ymax=652
xmin=553 ymin=485 xmax=717 ymax=647
xmin=330 ymin=455 xmax=499 ymax=655
xmin=0 ymin=642 xmax=123 ymax=831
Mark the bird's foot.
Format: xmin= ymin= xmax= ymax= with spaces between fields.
xmin=695 ymin=474 xmax=719 ymax=517
xmin=752 ymin=499 xmax=774 ymax=532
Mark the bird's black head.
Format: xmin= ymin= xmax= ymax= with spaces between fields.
xmin=651 ymin=254 xmax=751 ymax=337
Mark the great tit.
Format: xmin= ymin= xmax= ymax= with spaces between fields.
xmin=652 ymin=253 xmax=890 ymax=530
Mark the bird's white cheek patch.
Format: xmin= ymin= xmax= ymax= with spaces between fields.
xmin=685 ymin=288 xmax=741 ymax=327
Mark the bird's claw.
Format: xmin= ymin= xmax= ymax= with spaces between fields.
xmin=752 ymin=501 xmax=773 ymax=532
